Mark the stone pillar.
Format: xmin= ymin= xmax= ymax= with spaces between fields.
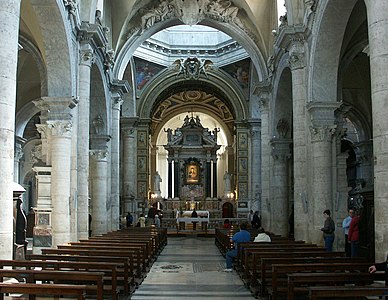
xmin=256 ymin=90 xmax=270 ymax=230
xmin=121 ymin=118 xmax=138 ymax=214
xmin=206 ymin=161 xmax=211 ymax=198
xmin=307 ymin=102 xmax=339 ymax=245
xmin=365 ymin=0 xmax=388 ymax=261
xmin=32 ymin=166 xmax=52 ymax=254
xmin=173 ymin=160 xmax=180 ymax=198
xmin=110 ymin=97 xmax=123 ymax=231
xmin=288 ymin=40 xmax=309 ymax=242
xmin=90 ymin=136 xmax=110 ymax=235
xmin=0 ymin=0 xmax=21 ymax=260
xmin=270 ymin=139 xmax=292 ymax=236
xmin=34 ymin=97 xmax=76 ymax=247
xmin=250 ymin=122 xmax=262 ymax=214
xmin=212 ymin=159 xmax=217 ymax=198
xmin=167 ymin=159 xmax=172 ymax=198
xmin=77 ymin=44 xmax=93 ymax=240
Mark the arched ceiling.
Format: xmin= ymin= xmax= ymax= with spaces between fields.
xmin=110 ymin=0 xmax=277 ymax=59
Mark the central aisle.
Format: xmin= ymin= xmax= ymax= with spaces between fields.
xmin=131 ymin=236 xmax=255 ymax=300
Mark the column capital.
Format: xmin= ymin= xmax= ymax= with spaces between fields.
xmin=288 ymin=39 xmax=306 ymax=70
xmin=47 ymin=120 xmax=73 ymax=138
xmin=33 ymin=97 xmax=77 ymax=121
xmin=309 ymin=125 xmax=336 ymax=143
xmin=270 ymin=138 xmax=292 ymax=160
xmin=90 ymin=149 xmax=109 ymax=162
xmin=307 ymin=101 xmax=341 ymax=128
xmin=79 ymin=45 xmax=95 ymax=67
xmin=111 ymin=79 xmax=131 ymax=109
xmin=90 ymin=134 xmax=111 ymax=150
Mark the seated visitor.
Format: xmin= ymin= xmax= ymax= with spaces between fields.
xmin=224 ymin=222 xmax=250 ymax=272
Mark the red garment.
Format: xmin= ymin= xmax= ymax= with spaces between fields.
xmin=348 ymin=215 xmax=360 ymax=242
xmin=223 ymin=223 xmax=231 ymax=229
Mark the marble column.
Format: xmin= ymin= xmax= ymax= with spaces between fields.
xmin=307 ymin=102 xmax=339 ymax=245
xmin=34 ymin=97 xmax=76 ymax=247
xmin=365 ymin=0 xmax=388 ymax=261
xmin=257 ymin=91 xmax=271 ymax=230
xmin=110 ymin=97 xmax=123 ymax=231
xmin=249 ymin=122 xmax=262 ymax=214
xmin=90 ymin=136 xmax=110 ymax=235
xmin=270 ymin=139 xmax=292 ymax=236
xmin=0 ymin=0 xmax=21 ymax=260
xmin=121 ymin=118 xmax=137 ymax=213
xmin=288 ymin=41 xmax=309 ymax=242
xmin=77 ymin=44 xmax=93 ymax=240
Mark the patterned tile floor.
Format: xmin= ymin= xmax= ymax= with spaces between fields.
xmin=131 ymin=236 xmax=256 ymax=300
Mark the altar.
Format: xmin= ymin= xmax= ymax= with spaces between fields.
xmin=176 ymin=210 xmax=209 ymax=231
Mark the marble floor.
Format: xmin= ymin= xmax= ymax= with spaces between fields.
xmin=131 ymin=236 xmax=255 ymax=300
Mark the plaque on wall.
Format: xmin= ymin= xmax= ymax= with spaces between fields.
xmin=238 ymin=201 xmax=248 ymax=208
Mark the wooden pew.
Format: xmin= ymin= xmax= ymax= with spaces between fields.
xmin=256 ymin=257 xmax=368 ymax=297
xmin=286 ymin=272 xmax=376 ymax=300
xmin=242 ymin=249 xmax=343 ymax=287
xmin=41 ymin=247 xmax=138 ymax=281
xmin=269 ymin=262 xmax=372 ymax=300
xmin=56 ymin=243 xmax=147 ymax=275
xmin=28 ymin=253 xmax=132 ymax=295
xmin=0 ymin=259 xmax=119 ymax=299
xmin=0 ymin=269 xmax=104 ymax=300
xmin=308 ymin=286 xmax=388 ymax=299
xmin=0 ymin=282 xmax=87 ymax=300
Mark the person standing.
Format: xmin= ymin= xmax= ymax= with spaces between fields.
xmin=126 ymin=212 xmax=133 ymax=228
xmin=191 ymin=209 xmax=198 ymax=230
xmin=251 ymin=211 xmax=261 ymax=229
xmin=139 ymin=213 xmax=146 ymax=228
xmin=224 ymin=222 xmax=250 ymax=272
xmin=342 ymin=208 xmax=354 ymax=257
xmin=320 ymin=209 xmax=335 ymax=252
xmin=348 ymin=209 xmax=360 ymax=257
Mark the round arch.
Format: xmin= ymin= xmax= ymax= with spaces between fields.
xmin=308 ymin=0 xmax=358 ymax=103
xmin=137 ymin=69 xmax=248 ymax=123
xmin=113 ymin=18 xmax=268 ymax=83
xmin=29 ymin=0 xmax=75 ymax=97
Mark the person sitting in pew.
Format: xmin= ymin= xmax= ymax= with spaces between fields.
xmin=253 ymin=227 xmax=271 ymax=242
xmin=224 ymin=222 xmax=250 ymax=272
xmin=368 ymin=253 xmax=388 ymax=283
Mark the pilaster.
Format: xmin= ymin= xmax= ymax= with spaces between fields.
xmin=270 ymin=138 xmax=292 ymax=236
xmin=249 ymin=121 xmax=262 ymax=215
xmin=90 ymin=135 xmax=110 ymax=236
xmin=121 ymin=117 xmax=138 ymax=214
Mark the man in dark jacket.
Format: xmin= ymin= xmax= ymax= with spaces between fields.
xmin=369 ymin=254 xmax=388 ymax=284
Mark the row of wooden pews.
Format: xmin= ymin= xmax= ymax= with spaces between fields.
xmin=215 ymin=228 xmax=388 ymax=299
xmin=0 ymin=226 xmax=167 ymax=299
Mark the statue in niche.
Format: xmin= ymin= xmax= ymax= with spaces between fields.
xmin=276 ymin=118 xmax=290 ymax=138
xmin=223 ymin=171 xmax=232 ymax=192
xmin=153 ymin=171 xmax=162 ymax=193
xmin=93 ymin=115 xmax=104 ymax=134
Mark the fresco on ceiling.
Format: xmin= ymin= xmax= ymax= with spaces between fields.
xmin=221 ymin=58 xmax=251 ymax=91
xmin=134 ymin=57 xmax=165 ymax=90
